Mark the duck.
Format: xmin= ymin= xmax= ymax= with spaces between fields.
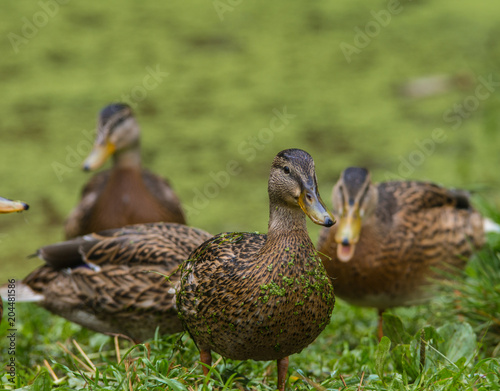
xmin=177 ymin=149 xmax=335 ymax=391
xmin=4 ymin=223 xmax=211 ymax=342
xmin=0 ymin=196 xmax=29 ymax=323
xmin=317 ymin=167 xmax=496 ymax=340
xmin=64 ymin=103 xmax=186 ymax=239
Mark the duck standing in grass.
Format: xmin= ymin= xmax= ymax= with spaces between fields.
xmin=2 ymin=223 xmax=211 ymax=341
xmin=0 ymin=196 xmax=29 ymax=323
xmin=317 ymin=167 xmax=496 ymax=340
xmin=65 ymin=103 xmax=186 ymax=239
xmin=177 ymin=149 xmax=335 ymax=391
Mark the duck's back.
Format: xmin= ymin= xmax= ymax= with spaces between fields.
xmin=377 ymin=181 xmax=484 ymax=268
xmin=22 ymin=223 xmax=211 ymax=341
xmin=65 ymin=168 xmax=185 ymax=238
xmin=178 ymin=231 xmax=335 ymax=361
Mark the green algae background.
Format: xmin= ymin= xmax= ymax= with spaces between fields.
xmin=1 ymin=0 xmax=500 ymax=279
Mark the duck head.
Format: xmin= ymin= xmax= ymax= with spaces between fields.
xmin=331 ymin=167 xmax=378 ymax=262
xmin=83 ymin=103 xmax=140 ymax=171
xmin=268 ymin=149 xmax=335 ymax=228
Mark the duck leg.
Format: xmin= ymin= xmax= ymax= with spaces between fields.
xmin=377 ymin=308 xmax=385 ymax=341
xmin=277 ymin=356 xmax=289 ymax=391
xmin=200 ymin=349 xmax=212 ymax=375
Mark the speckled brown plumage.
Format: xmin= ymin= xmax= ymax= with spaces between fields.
xmin=177 ymin=149 xmax=335 ymax=391
xmin=65 ymin=103 xmax=185 ymax=239
xmin=179 ymin=232 xmax=333 ymax=361
xmin=317 ymin=167 xmax=487 ymax=337
xmin=16 ymin=223 xmax=211 ymax=342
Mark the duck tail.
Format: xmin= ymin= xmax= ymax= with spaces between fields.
xmin=483 ymin=218 xmax=500 ymax=233
xmin=0 ymin=281 xmax=44 ymax=303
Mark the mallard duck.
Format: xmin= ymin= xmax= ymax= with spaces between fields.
xmin=5 ymin=223 xmax=211 ymax=342
xmin=0 ymin=196 xmax=29 ymax=323
xmin=317 ymin=167 xmax=495 ymax=340
xmin=177 ymin=149 xmax=335 ymax=391
xmin=64 ymin=103 xmax=186 ymax=239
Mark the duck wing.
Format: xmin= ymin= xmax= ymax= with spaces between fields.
xmin=64 ymin=170 xmax=111 ymax=239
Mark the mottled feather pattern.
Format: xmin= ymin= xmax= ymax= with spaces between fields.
xmin=23 ymin=223 xmax=212 ymax=341
xmin=178 ymin=230 xmax=335 ymax=361
xmin=318 ymin=180 xmax=484 ymax=309
xmin=83 ymin=223 xmax=202 ymax=267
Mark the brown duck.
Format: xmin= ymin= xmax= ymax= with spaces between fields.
xmin=0 ymin=196 xmax=29 ymax=324
xmin=5 ymin=223 xmax=211 ymax=342
xmin=177 ymin=149 xmax=335 ymax=391
xmin=317 ymin=167 xmax=496 ymax=340
xmin=64 ymin=103 xmax=186 ymax=239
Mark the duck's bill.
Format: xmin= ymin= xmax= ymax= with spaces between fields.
xmin=0 ymin=197 xmax=29 ymax=214
xmin=82 ymin=141 xmax=116 ymax=171
xmin=337 ymin=242 xmax=356 ymax=262
xmin=334 ymin=209 xmax=361 ymax=262
xmin=298 ymin=188 xmax=335 ymax=227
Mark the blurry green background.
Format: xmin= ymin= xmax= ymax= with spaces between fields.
xmin=1 ymin=0 xmax=500 ymax=279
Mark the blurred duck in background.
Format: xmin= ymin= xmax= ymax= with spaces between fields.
xmin=317 ymin=167 xmax=499 ymax=340
xmin=1 ymin=222 xmax=211 ymax=341
xmin=65 ymin=103 xmax=186 ymax=239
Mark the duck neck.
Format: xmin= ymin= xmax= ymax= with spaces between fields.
xmin=113 ymin=141 xmax=141 ymax=170
xmin=267 ymin=201 xmax=308 ymax=240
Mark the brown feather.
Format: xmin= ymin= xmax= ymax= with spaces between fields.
xmin=65 ymin=168 xmax=186 ymax=238
xmin=22 ymin=223 xmax=212 ymax=341
xmin=178 ymin=231 xmax=334 ymax=361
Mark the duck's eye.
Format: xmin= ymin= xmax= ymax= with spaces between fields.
xmin=111 ymin=116 xmax=127 ymax=129
xmin=283 ymin=166 xmax=290 ymax=174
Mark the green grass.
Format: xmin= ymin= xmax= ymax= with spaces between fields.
xmin=1 ymin=0 xmax=500 ymax=390
xmin=432 ymin=237 xmax=500 ymax=356
xmin=1 ymin=289 xmax=499 ymax=390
